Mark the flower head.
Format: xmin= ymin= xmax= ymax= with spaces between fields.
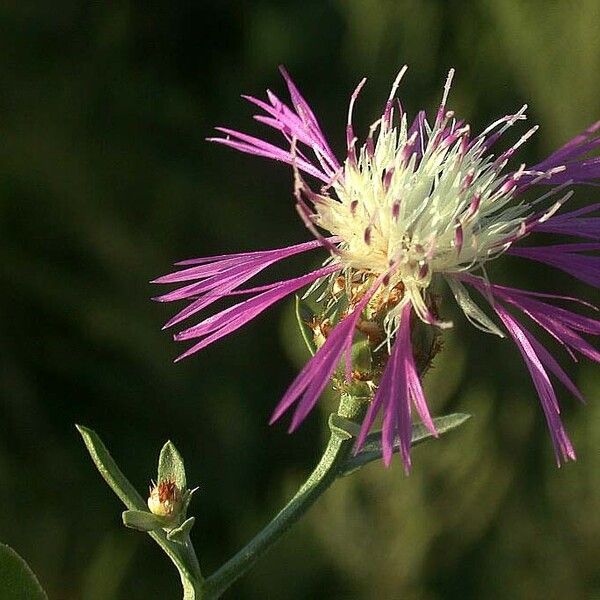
xmin=155 ymin=66 xmax=600 ymax=470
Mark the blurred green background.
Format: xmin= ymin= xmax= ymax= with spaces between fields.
xmin=1 ymin=1 xmax=599 ymax=598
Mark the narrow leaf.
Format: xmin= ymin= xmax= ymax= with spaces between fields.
xmin=76 ymin=425 xmax=146 ymax=510
xmin=0 ymin=544 xmax=48 ymax=600
xmin=328 ymin=413 xmax=360 ymax=439
xmin=167 ymin=517 xmax=196 ymax=543
xmin=340 ymin=413 xmax=471 ymax=475
xmin=122 ymin=510 xmax=166 ymax=532
xmin=181 ymin=487 xmax=199 ymax=516
xmin=158 ymin=441 xmax=186 ymax=490
xmin=447 ymin=277 xmax=505 ymax=337
xmin=295 ymin=295 xmax=316 ymax=355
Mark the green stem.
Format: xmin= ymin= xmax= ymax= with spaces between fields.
xmin=183 ymin=535 xmax=203 ymax=581
xmin=203 ymin=393 xmax=366 ymax=599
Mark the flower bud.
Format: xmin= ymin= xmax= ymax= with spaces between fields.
xmin=147 ymin=479 xmax=182 ymax=519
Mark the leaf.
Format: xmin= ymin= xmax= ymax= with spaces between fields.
xmin=167 ymin=517 xmax=196 ymax=543
xmin=158 ymin=441 xmax=186 ymax=490
xmin=76 ymin=425 xmax=146 ymax=511
xmin=0 ymin=543 xmax=48 ymax=600
xmin=181 ymin=487 xmax=199 ymax=516
xmin=446 ymin=277 xmax=505 ymax=337
xmin=295 ymin=295 xmax=316 ymax=355
xmin=122 ymin=510 xmax=166 ymax=532
xmin=339 ymin=413 xmax=471 ymax=475
xmin=328 ymin=413 xmax=360 ymax=440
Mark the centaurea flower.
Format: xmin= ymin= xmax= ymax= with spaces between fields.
xmin=154 ymin=66 xmax=600 ymax=470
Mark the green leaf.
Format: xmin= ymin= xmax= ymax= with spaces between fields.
xmin=295 ymin=295 xmax=316 ymax=356
xmin=328 ymin=413 xmax=360 ymax=440
xmin=76 ymin=425 xmax=146 ymax=510
xmin=167 ymin=517 xmax=196 ymax=543
xmin=339 ymin=413 xmax=471 ymax=476
xmin=446 ymin=277 xmax=505 ymax=338
xmin=410 ymin=413 xmax=471 ymax=446
xmin=158 ymin=440 xmax=186 ymax=490
xmin=0 ymin=544 xmax=48 ymax=600
xmin=122 ymin=510 xmax=166 ymax=532
xmin=181 ymin=487 xmax=198 ymax=516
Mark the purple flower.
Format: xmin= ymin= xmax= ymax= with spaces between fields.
xmin=155 ymin=66 xmax=600 ymax=469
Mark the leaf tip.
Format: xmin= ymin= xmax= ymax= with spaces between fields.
xmin=453 ymin=412 xmax=472 ymax=426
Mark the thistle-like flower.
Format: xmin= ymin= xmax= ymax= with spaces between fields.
xmin=154 ymin=66 xmax=599 ymax=470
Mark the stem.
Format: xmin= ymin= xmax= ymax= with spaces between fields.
xmin=183 ymin=535 xmax=203 ymax=581
xmin=203 ymin=393 xmax=366 ymax=599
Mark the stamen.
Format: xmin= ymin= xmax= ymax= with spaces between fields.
xmin=347 ymin=77 xmax=367 ymax=167
xmin=347 ymin=78 xmax=367 ymax=143
xmin=383 ymin=66 xmax=408 ymax=127
xmin=435 ymin=68 xmax=455 ymax=125
xmin=497 ymin=124 xmax=539 ymax=164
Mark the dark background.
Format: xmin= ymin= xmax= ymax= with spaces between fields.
xmin=1 ymin=1 xmax=598 ymax=599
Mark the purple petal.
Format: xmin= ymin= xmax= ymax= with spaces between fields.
xmin=381 ymin=381 xmax=401 ymax=467
xmin=508 ymin=244 xmax=600 ymax=288
xmin=526 ymin=333 xmax=584 ymax=402
xmin=270 ymin=304 xmax=364 ymax=429
xmin=217 ymin=66 xmax=341 ymax=181
xmin=460 ymin=275 xmax=600 ymax=336
xmin=209 ymin=129 xmax=330 ymax=182
xmin=493 ymin=305 xmax=576 ymax=465
xmin=173 ymin=237 xmax=339 ymax=268
xmin=271 ymin=272 xmax=389 ymax=431
xmin=533 ymin=203 xmax=600 ymax=240
xmin=459 ymin=273 xmax=595 ymax=462
xmin=155 ymin=239 xmax=334 ymax=329
xmin=523 ymin=312 xmax=600 ymax=363
xmin=173 ymin=264 xmax=339 ymax=361
xmin=155 ymin=239 xmax=331 ymax=284
xmin=277 ymin=66 xmax=333 ymax=153
xmin=522 ymin=121 xmax=600 ymax=187
xmin=243 ymin=92 xmax=340 ymax=175
xmin=355 ymin=303 xmax=435 ymax=473
xmin=535 ymin=121 xmax=600 ymax=165
xmin=156 ymin=259 xmax=273 ymax=304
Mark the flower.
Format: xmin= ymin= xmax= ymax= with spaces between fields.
xmin=154 ymin=66 xmax=599 ymax=470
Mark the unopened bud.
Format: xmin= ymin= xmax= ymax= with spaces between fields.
xmin=148 ymin=479 xmax=182 ymax=518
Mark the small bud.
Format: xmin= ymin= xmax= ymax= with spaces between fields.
xmin=148 ymin=479 xmax=182 ymax=519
